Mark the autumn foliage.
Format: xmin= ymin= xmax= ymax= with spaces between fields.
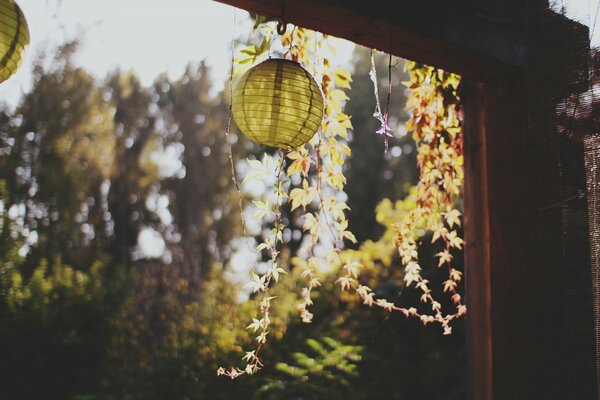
xmin=218 ymin=21 xmax=465 ymax=378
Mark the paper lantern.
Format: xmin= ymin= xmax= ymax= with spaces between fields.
xmin=0 ymin=0 xmax=29 ymax=84
xmin=233 ymin=58 xmax=324 ymax=149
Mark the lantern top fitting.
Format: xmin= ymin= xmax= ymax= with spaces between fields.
xmin=232 ymin=58 xmax=324 ymax=150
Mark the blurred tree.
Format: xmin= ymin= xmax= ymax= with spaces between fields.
xmin=0 ymin=218 xmax=113 ymax=398
xmin=105 ymin=69 xmax=161 ymax=268
xmin=0 ymin=43 xmax=127 ymax=398
xmin=102 ymin=64 xmax=254 ymax=397
xmin=0 ymin=42 xmax=115 ymax=271
xmin=154 ymin=62 xmax=243 ymax=282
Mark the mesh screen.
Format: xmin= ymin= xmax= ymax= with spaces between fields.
xmin=529 ymin=3 xmax=598 ymax=398
xmin=586 ymin=133 xmax=600 ymax=400
xmin=585 ymin=47 xmax=600 ymax=398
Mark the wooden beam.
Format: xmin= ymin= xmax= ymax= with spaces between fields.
xmin=469 ymin=75 xmax=533 ymax=400
xmin=463 ymin=8 xmax=596 ymax=399
xmin=213 ymin=0 xmax=527 ymax=77
xmin=463 ymin=79 xmax=493 ymax=400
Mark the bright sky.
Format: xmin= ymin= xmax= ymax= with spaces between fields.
xmin=553 ymin=0 xmax=600 ymax=42
xmin=0 ymin=0 xmax=242 ymax=103
xmin=0 ymin=0 xmax=355 ymax=107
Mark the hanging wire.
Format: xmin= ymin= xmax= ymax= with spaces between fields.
xmin=267 ymin=20 xmax=290 ymax=59
xmin=266 ymin=12 xmax=287 ymax=59
xmin=370 ymin=50 xmax=393 ymax=152
xmin=313 ymin=31 xmax=319 ymax=79
xmin=591 ymin=0 xmax=600 ymax=43
xmin=224 ymin=8 xmax=248 ymax=238
xmin=267 ymin=31 xmax=281 ymax=59
xmin=287 ymin=26 xmax=297 ymax=58
xmin=383 ymin=53 xmax=393 ymax=152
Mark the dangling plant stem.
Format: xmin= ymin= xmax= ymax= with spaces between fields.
xmin=224 ymin=9 xmax=248 ymax=238
xmin=383 ymin=53 xmax=393 ymax=151
xmin=296 ymin=133 xmax=324 ymax=323
xmin=218 ymin=151 xmax=287 ymax=378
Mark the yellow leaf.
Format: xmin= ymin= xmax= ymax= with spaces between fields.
xmin=302 ymin=213 xmax=319 ymax=234
xmin=331 ymin=89 xmax=350 ymax=104
xmin=446 ymin=230 xmax=464 ymax=249
xmin=334 ymin=68 xmax=352 ymax=89
xmin=326 ymin=171 xmax=346 ymax=191
xmin=443 ymin=279 xmax=457 ymax=293
xmin=340 ymin=143 xmax=351 ymax=156
xmin=436 ymin=250 xmax=453 ymax=267
xmin=289 ymin=183 xmax=314 ymax=211
xmin=289 ymin=188 xmax=304 ymax=211
xmin=445 ymin=209 xmax=462 ymax=228
xmin=449 ymin=268 xmax=463 ymax=282
xmin=343 ymin=231 xmax=357 ymax=244
xmin=335 ymin=113 xmax=353 ymax=129
xmin=337 ymin=123 xmax=348 ymax=139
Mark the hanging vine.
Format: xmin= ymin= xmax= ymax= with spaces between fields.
xmin=218 ymin=17 xmax=465 ymax=379
xmin=338 ymin=60 xmax=466 ymax=332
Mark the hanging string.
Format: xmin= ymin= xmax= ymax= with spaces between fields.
xmin=224 ymin=8 xmax=248 ymax=238
xmin=280 ymin=22 xmax=297 ymax=61
xmin=591 ymin=0 xmax=600 ymax=43
xmin=383 ymin=52 xmax=392 ymax=152
xmin=370 ymin=49 xmax=393 ymax=152
xmin=267 ymin=20 xmax=291 ymax=59
xmin=288 ymin=26 xmax=297 ymax=58
xmin=313 ymin=31 xmax=319 ymax=79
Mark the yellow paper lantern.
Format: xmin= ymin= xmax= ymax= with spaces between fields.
xmin=0 ymin=0 xmax=29 ymax=84
xmin=233 ymin=58 xmax=324 ymax=149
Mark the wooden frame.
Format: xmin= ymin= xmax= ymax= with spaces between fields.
xmin=215 ymin=0 xmax=527 ymax=78
xmin=212 ymin=1 xmax=595 ymax=398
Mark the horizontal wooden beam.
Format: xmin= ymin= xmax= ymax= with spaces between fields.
xmin=213 ymin=0 xmax=527 ymax=77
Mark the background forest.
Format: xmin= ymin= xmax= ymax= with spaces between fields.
xmin=0 ymin=38 xmax=465 ymax=399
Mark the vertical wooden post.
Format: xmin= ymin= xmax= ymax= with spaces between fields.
xmin=463 ymin=80 xmax=493 ymax=400
xmin=463 ymin=76 xmax=531 ymax=400
xmin=463 ymin=7 xmax=597 ymax=399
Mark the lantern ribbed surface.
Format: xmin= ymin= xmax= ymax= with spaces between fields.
xmin=0 ymin=0 xmax=28 ymax=84
xmin=233 ymin=58 xmax=324 ymax=149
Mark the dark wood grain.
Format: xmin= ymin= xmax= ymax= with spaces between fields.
xmin=213 ymin=0 xmax=527 ymax=77
xmin=463 ymin=79 xmax=493 ymax=400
